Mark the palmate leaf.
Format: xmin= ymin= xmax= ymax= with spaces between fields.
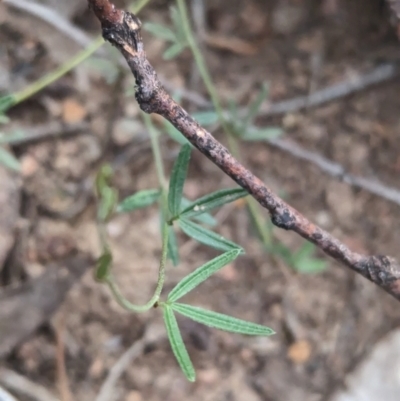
xmin=168 ymin=144 xmax=191 ymax=217
xmin=171 ymin=303 xmax=275 ymax=336
xmin=163 ymin=305 xmax=195 ymax=382
xmin=179 ymin=218 xmax=243 ymax=253
xmin=117 ymin=189 xmax=160 ymax=213
xmin=168 ymin=249 xmax=241 ymax=302
xmin=180 ymin=188 xmax=248 ymax=220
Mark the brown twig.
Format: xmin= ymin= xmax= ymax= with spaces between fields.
xmin=87 ymin=0 xmax=400 ymax=300
xmin=266 ymin=137 xmax=400 ymax=207
xmin=55 ymin=313 xmax=74 ymax=401
xmin=0 ymin=368 xmax=60 ymax=401
xmin=259 ymin=64 xmax=398 ymax=116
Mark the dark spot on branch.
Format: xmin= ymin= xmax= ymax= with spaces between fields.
xmin=271 ymin=209 xmax=295 ymax=230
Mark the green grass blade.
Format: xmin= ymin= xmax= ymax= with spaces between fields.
xmin=163 ymin=305 xmax=196 ymax=382
xmin=168 ymin=249 xmax=241 ymax=302
xmin=168 ymin=144 xmax=191 ymax=217
xmin=180 ymin=188 xmax=248 ymax=219
xmin=117 ymin=189 xmax=160 ymax=213
xmin=179 ymin=218 xmax=243 ymax=253
xmin=172 ymin=303 xmax=275 ymax=336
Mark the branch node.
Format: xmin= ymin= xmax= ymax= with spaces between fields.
xmin=271 ymin=208 xmax=296 ymax=230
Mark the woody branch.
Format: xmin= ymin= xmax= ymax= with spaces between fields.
xmin=87 ymin=0 xmax=400 ymax=301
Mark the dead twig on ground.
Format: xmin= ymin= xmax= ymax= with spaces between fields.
xmin=266 ymin=137 xmax=400 ymax=206
xmin=3 ymin=0 xmax=101 ymax=52
xmin=95 ymin=324 xmax=165 ymax=401
xmin=87 ymin=0 xmax=400 ymax=301
xmin=95 ymin=339 xmax=146 ymax=401
xmin=259 ymin=63 xmax=398 ymax=116
xmin=0 ymin=386 xmax=19 ymax=401
xmin=2 ymin=122 xmax=89 ymax=147
xmin=0 ymin=368 xmax=60 ymax=401
xmin=55 ymin=314 xmax=74 ymax=401
xmin=8 ymin=0 xmax=396 ymax=115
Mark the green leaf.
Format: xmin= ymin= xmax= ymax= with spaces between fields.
xmin=84 ymin=57 xmax=120 ymax=84
xmin=292 ymin=242 xmax=327 ymax=274
xmin=244 ymin=82 xmax=269 ymax=127
xmin=163 ymin=121 xmax=191 ymax=146
xmin=0 ymin=146 xmax=20 ymax=171
xmin=98 ymin=186 xmax=118 ymax=221
xmin=192 ymin=111 xmax=219 ymax=126
xmin=171 ymin=303 xmax=275 ymax=336
xmin=0 ymin=114 xmax=10 ymax=124
xmin=0 ymin=95 xmax=15 ymax=113
xmin=294 ymin=242 xmax=315 ymax=261
xmin=168 ymin=144 xmax=191 ymax=217
xmin=294 ymin=258 xmax=327 ymax=274
xmin=95 ymin=250 xmax=112 ymax=281
xmin=163 ymin=43 xmax=186 ymax=60
xmin=180 ymin=188 xmax=248 ymax=220
xmin=117 ymin=189 xmax=160 ymax=213
xmin=242 ymin=127 xmax=282 ymax=141
xmin=171 ymin=6 xmax=187 ymax=44
xmin=180 ymin=197 xmax=216 ymax=226
xmin=167 ymin=225 xmax=180 ymax=266
xmin=163 ymin=305 xmax=195 ymax=382
xmin=144 ymin=22 xmax=177 ymax=42
xmin=179 ymin=218 xmax=243 ymax=253
xmin=0 ymin=130 xmax=26 ymax=145
xmin=168 ymin=249 xmax=241 ymax=302
xmin=95 ymin=164 xmax=113 ymax=197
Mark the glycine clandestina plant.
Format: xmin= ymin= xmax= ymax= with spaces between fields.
xmin=94 ymin=143 xmax=275 ymax=382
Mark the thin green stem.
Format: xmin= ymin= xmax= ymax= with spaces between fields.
xmin=4 ymin=0 xmax=152 ymax=110
xmin=176 ymin=0 xmax=228 ymax=131
xmin=143 ymin=113 xmax=168 ymax=190
xmin=105 ymin=223 xmax=170 ymax=312
xmin=176 ymin=0 xmax=271 ymax=248
xmin=12 ymin=38 xmax=103 ymax=106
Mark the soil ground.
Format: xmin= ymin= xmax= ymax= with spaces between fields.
xmin=1 ymin=1 xmax=400 ymax=400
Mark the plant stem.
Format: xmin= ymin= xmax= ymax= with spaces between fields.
xmin=176 ymin=0 xmax=272 ymax=248
xmin=4 ymin=0 xmax=152 ymax=110
xmin=12 ymin=38 xmax=103 ymax=106
xmin=105 ymin=223 xmax=169 ymax=312
xmin=143 ymin=113 xmax=168 ymax=190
